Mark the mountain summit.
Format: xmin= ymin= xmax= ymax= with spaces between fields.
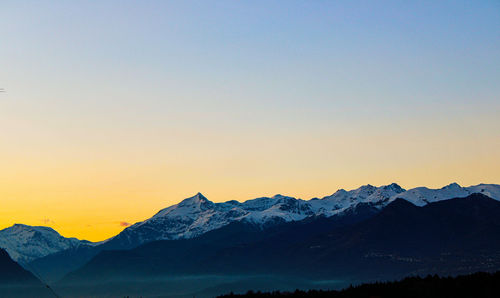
xmin=162 ymin=192 xmax=214 ymax=213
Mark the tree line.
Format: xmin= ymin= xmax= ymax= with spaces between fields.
xmin=218 ymin=271 xmax=500 ymax=298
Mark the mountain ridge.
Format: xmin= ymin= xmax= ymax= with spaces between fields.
xmin=4 ymin=182 xmax=499 ymax=279
xmin=59 ymin=193 xmax=500 ymax=291
xmin=105 ymin=182 xmax=500 ymax=250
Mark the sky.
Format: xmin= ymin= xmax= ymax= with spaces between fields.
xmin=1 ymin=0 xmax=499 ymax=241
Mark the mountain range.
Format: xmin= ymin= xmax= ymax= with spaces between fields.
xmin=55 ymin=193 xmax=500 ymax=297
xmin=2 ymin=183 xmax=498 ymax=264
xmin=1 ymin=182 xmax=500 ymax=295
xmin=61 ymin=193 xmax=500 ymax=280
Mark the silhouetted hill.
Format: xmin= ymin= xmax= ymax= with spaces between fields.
xmin=0 ymin=249 xmax=54 ymax=297
xmin=0 ymin=249 xmax=40 ymax=285
xmin=28 ymin=244 xmax=101 ymax=283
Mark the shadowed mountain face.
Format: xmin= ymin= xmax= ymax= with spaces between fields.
xmin=60 ymin=193 xmax=500 ymax=287
xmin=0 ymin=249 xmax=54 ymax=297
xmin=294 ymin=193 xmax=500 ymax=279
xmin=0 ymin=249 xmax=40 ymax=285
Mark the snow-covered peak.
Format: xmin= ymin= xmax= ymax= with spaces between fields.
xmin=383 ymin=183 xmax=405 ymax=192
xmin=355 ymin=184 xmax=376 ymax=192
xmin=467 ymin=184 xmax=500 ymax=200
xmin=444 ymin=182 xmax=461 ymax=188
xmin=271 ymin=194 xmax=289 ymax=200
xmin=392 ymin=183 xmax=468 ymax=206
xmin=239 ymin=194 xmax=299 ymax=211
xmin=180 ymin=192 xmax=209 ymax=204
xmin=388 ymin=183 xmax=500 ymax=206
xmin=238 ymin=195 xmax=313 ymax=223
xmin=332 ymin=189 xmax=348 ymax=196
xmin=0 ymin=224 xmax=92 ymax=264
xmin=177 ymin=192 xmax=214 ymax=209
xmin=311 ymin=183 xmax=406 ymax=216
xmin=150 ymin=192 xmax=215 ymax=219
xmin=10 ymin=224 xmax=57 ymax=234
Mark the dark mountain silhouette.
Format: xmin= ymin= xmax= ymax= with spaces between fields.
xmin=286 ymin=193 xmax=500 ymax=279
xmin=0 ymin=249 xmax=54 ymax=297
xmin=59 ymin=193 xmax=500 ymax=286
xmin=28 ymin=244 xmax=102 ymax=283
xmin=0 ymin=249 xmax=40 ymax=285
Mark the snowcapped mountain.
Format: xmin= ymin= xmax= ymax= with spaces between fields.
xmin=0 ymin=224 xmax=93 ymax=264
xmin=394 ymin=183 xmax=500 ymax=206
xmin=107 ymin=183 xmax=500 ymax=249
xmin=105 ymin=193 xmax=315 ymax=248
xmin=6 ymin=182 xmax=500 ymax=265
xmin=310 ymin=183 xmax=405 ymax=216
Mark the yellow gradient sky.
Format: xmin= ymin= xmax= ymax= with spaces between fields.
xmin=1 ymin=1 xmax=499 ymax=241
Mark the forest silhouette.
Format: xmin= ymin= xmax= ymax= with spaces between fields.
xmin=218 ymin=271 xmax=500 ymax=298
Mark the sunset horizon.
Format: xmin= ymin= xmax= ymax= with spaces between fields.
xmin=1 ymin=180 xmax=499 ymax=242
xmin=1 ymin=2 xmax=500 ymax=297
xmin=2 ymin=1 xmax=499 ymax=242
